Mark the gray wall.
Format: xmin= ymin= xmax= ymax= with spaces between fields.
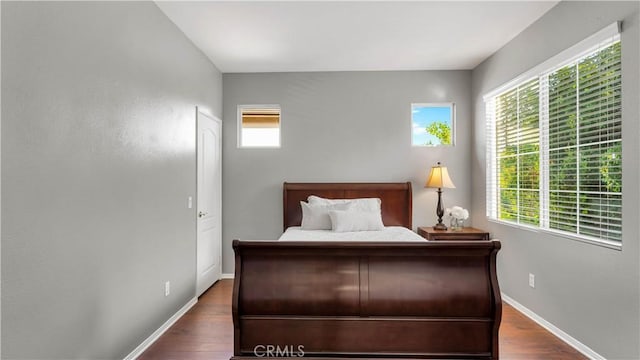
xmin=0 ymin=2 xmax=3 ymax=358
xmin=471 ymin=1 xmax=639 ymax=359
xmin=1 ymin=2 xmax=222 ymax=359
xmin=222 ymin=71 xmax=472 ymax=274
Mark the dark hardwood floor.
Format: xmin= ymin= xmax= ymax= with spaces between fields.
xmin=139 ymin=280 xmax=586 ymax=360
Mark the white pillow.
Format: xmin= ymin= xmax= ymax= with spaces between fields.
xmin=328 ymin=209 xmax=385 ymax=232
xmin=307 ymin=195 xmax=382 ymax=213
xmin=308 ymin=195 xmax=352 ymax=205
xmin=300 ymin=201 xmax=351 ymax=230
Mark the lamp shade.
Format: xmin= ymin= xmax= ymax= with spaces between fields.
xmin=425 ymin=163 xmax=456 ymax=189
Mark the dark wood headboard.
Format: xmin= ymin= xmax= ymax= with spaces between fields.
xmin=283 ymin=182 xmax=412 ymax=230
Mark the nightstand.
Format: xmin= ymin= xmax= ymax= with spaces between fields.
xmin=417 ymin=226 xmax=490 ymax=241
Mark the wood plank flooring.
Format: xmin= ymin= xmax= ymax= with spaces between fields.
xmin=139 ymin=280 xmax=586 ymax=360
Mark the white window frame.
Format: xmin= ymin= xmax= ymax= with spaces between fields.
xmin=237 ymin=104 xmax=282 ymax=149
xmin=411 ymin=102 xmax=456 ymax=147
xmin=484 ymin=22 xmax=622 ymax=250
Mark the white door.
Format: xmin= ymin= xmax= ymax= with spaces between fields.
xmin=196 ymin=108 xmax=222 ymax=296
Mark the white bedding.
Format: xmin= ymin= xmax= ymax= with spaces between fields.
xmin=278 ymin=226 xmax=426 ymax=242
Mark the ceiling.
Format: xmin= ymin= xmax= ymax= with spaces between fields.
xmin=156 ymin=1 xmax=559 ymax=73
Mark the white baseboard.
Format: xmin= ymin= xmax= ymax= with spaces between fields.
xmin=502 ymin=293 xmax=605 ymax=360
xmin=221 ymin=273 xmax=234 ymax=279
xmin=123 ymin=297 xmax=198 ymax=360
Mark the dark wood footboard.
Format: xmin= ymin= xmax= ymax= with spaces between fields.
xmin=232 ymin=240 xmax=502 ymax=359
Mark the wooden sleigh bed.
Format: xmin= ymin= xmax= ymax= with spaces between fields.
xmin=232 ymin=182 xmax=502 ymax=359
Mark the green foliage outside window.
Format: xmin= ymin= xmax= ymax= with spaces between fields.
xmin=426 ymin=121 xmax=452 ymax=145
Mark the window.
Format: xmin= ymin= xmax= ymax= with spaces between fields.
xmin=494 ymin=79 xmax=540 ymax=226
xmin=486 ymin=24 xmax=622 ymax=245
xmin=411 ymin=103 xmax=455 ymax=146
xmin=238 ymin=105 xmax=281 ymax=148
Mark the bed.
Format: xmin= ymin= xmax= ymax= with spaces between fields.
xmin=278 ymin=225 xmax=425 ymax=242
xmin=232 ymin=182 xmax=502 ymax=359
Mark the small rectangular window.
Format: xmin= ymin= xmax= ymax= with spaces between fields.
xmin=238 ymin=105 xmax=281 ymax=148
xmin=411 ymin=103 xmax=455 ymax=146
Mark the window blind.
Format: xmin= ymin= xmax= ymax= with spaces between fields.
xmin=543 ymin=40 xmax=622 ymax=242
xmin=486 ymin=24 xmax=622 ymax=245
xmin=494 ymin=79 xmax=540 ymax=226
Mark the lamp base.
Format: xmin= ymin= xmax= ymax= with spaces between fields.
xmin=433 ymin=223 xmax=448 ymax=231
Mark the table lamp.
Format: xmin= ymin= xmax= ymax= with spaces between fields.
xmin=425 ymin=162 xmax=456 ymax=230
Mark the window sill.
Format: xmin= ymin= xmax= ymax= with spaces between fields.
xmin=237 ymin=146 xmax=281 ymax=149
xmin=487 ymin=218 xmax=622 ymax=251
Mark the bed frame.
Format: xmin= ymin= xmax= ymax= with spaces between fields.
xmin=232 ymin=182 xmax=502 ymax=359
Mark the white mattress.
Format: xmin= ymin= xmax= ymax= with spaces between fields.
xmin=278 ymin=226 xmax=426 ymax=242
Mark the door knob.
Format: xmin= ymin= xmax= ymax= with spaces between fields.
xmin=198 ymin=211 xmax=208 ymax=218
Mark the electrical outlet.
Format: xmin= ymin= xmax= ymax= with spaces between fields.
xmin=165 ymin=281 xmax=171 ymax=297
xmin=528 ymin=273 xmax=535 ymax=288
